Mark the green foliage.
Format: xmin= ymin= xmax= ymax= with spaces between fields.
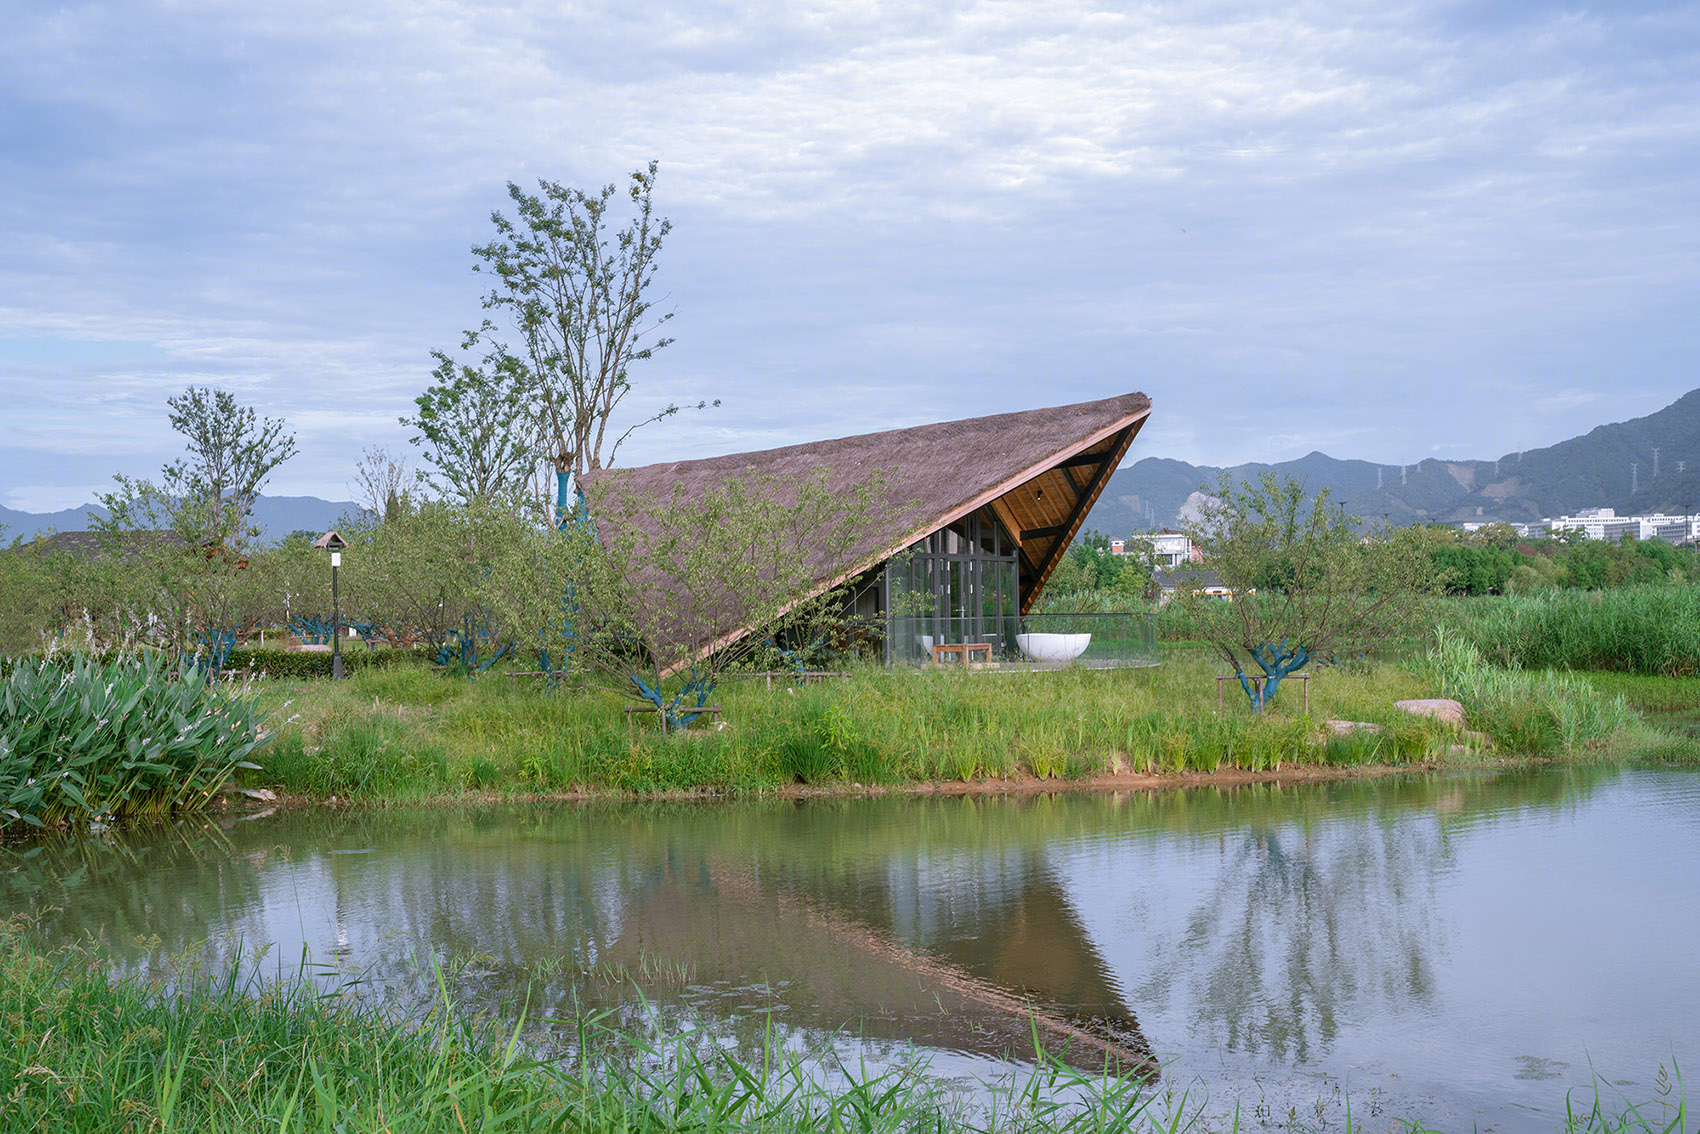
xmin=1431 ymin=542 xmax=1522 ymax=594
xmin=1553 ymin=534 xmax=1689 ymax=590
xmin=336 ymin=500 xmax=538 ymax=654
xmin=1412 ymin=629 xmax=1640 ymax=754
xmin=226 ymin=646 xmax=435 ymax=680
xmin=496 ymin=465 xmax=905 ymax=720
xmin=98 ymin=385 xmax=297 ymax=551
xmin=465 ymin=162 xmax=715 ymax=518
xmin=0 ymin=653 xmax=265 ymax=831
xmin=404 ymin=343 xmax=536 ymax=507
xmin=1038 ymin=530 xmax=1152 ymax=610
xmin=0 ymin=545 xmax=61 ymax=657
xmin=1183 ymin=472 xmax=1439 ymax=708
xmin=1443 ymin=586 xmax=1700 ymax=676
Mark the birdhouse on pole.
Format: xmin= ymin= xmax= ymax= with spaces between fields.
xmin=311 ymin=531 xmax=348 ymax=551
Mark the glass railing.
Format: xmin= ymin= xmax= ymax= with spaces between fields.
xmin=881 ymin=612 xmax=1159 ymax=668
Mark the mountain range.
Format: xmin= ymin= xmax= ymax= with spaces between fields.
xmin=0 ymin=496 xmax=359 ymax=546
xmin=1087 ymin=389 xmax=1700 ymax=536
xmin=6 ymin=390 xmax=1699 ymax=545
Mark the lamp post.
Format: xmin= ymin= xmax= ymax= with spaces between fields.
xmin=312 ymin=531 xmax=349 ymax=681
xmin=331 ymin=549 xmax=344 ymax=680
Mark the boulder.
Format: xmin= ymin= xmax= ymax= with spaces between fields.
xmin=1393 ymin=698 xmax=1466 ymax=727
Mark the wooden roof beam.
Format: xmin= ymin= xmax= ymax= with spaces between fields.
xmin=1019 ymin=420 xmax=1144 ymax=613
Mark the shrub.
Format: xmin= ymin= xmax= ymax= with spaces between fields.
xmin=0 ymin=653 xmax=266 ymax=831
xmin=226 ymin=645 xmax=435 ymax=680
xmin=1446 ymin=586 xmax=1700 ymax=676
xmin=1412 ymin=629 xmax=1639 ymax=754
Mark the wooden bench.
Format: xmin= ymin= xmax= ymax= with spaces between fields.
xmin=624 ymin=704 xmax=723 ymax=734
xmin=1216 ymin=672 xmax=1309 ymax=714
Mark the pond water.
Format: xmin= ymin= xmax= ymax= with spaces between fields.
xmin=5 ymin=763 xmax=1696 ymax=1132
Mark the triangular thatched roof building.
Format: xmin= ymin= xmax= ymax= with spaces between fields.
xmin=579 ymin=391 xmax=1151 ymax=663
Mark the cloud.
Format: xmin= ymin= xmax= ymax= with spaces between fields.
xmin=1 ymin=0 xmax=1697 ymax=504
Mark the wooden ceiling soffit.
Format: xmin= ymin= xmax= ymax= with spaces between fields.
xmin=927 ymin=405 xmax=1151 ymax=547
xmin=1012 ymin=418 xmax=1148 ymax=614
xmin=987 ymin=494 xmax=1045 ymax=585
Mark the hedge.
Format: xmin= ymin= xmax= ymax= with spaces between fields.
xmin=225 ymin=645 xmax=436 ymax=680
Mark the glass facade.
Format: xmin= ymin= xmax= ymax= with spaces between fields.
xmin=883 ymin=508 xmax=1020 ymax=662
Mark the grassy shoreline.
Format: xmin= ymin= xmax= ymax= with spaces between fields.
xmin=229 ymin=642 xmax=1676 ymax=807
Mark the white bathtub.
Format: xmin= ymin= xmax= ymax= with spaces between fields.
xmin=1016 ymin=632 xmax=1091 ymax=663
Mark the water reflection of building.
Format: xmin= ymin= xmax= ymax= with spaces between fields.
xmin=7 ymin=779 xmax=1568 ymax=1078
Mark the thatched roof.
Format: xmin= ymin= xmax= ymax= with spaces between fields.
xmin=579 ymin=392 xmax=1151 ymax=634
xmin=21 ymin=529 xmax=188 ymax=559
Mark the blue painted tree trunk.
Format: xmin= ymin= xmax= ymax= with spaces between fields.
xmin=768 ymin=636 xmax=828 ymax=677
xmin=346 ymin=621 xmax=382 ymax=650
xmin=545 ymin=485 xmax=593 ymax=686
xmin=1235 ymin=639 xmax=1311 ymax=712
xmin=630 ymin=672 xmax=714 ymax=733
xmin=555 ymin=468 xmax=572 ymax=529
xmin=193 ymin=626 xmax=239 ymax=684
xmin=436 ymin=613 xmax=513 ymax=676
xmin=289 ymin=615 xmax=334 ymax=646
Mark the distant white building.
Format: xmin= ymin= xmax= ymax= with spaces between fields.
xmin=1113 ymin=529 xmax=1198 ymax=567
xmin=1543 ymin=508 xmax=1698 ymax=544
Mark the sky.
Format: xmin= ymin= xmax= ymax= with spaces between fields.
xmin=3 ymin=0 xmax=1698 ymax=512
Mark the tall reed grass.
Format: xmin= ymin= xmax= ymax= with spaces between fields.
xmin=1444 ymin=587 xmax=1700 ymax=676
xmin=1 ymin=653 xmax=266 ymax=832
xmin=1412 ymin=630 xmax=1641 ymax=754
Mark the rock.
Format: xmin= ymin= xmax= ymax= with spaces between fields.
xmin=238 ymin=787 xmax=278 ymax=802
xmin=1394 ymin=698 xmax=1466 ymax=727
xmin=1323 ymin=720 xmax=1384 ymax=736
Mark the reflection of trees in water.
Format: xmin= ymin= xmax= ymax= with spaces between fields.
xmin=1134 ymin=816 xmax=1448 ymax=1063
xmin=0 ymin=821 xmax=268 ymax=956
xmin=1110 ymin=765 xmax=1621 ymax=1064
xmin=0 ymin=767 xmax=1620 ymax=1072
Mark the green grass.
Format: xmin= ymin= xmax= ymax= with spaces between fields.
xmin=1442 ymin=587 xmax=1700 ymax=676
xmin=1570 ymin=670 xmax=1700 ymax=713
xmin=1412 ymin=629 xmax=1649 ymax=756
xmin=0 ymin=920 xmax=1180 ymax=1134
xmin=1 ymin=922 xmax=1686 ymax=1134
xmin=234 ymin=645 xmax=1632 ymax=802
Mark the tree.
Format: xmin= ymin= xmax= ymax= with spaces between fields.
xmin=86 ymin=387 xmax=296 ymax=669
xmin=339 ymin=500 xmax=528 ymax=660
xmin=100 ymin=386 xmax=297 ymax=550
xmin=486 ymin=467 xmax=901 ymax=730
xmin=350 ymin=445 xmax=416 ymax=522
xmin=1184 ymin=472 xmax=1437 ymax=711
xmin=463 ymin=162 xmax=715 ymax=522
xmin=163 ymin=386 xmax=297 ymax=547
xmin=1036 ymin=530 xmax=1153 ymax=611
xmin=401 ymin=344 xmax=535 ymax=509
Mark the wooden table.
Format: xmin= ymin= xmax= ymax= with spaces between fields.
xmin=932 ymin=642 xmax=994 ymax=664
